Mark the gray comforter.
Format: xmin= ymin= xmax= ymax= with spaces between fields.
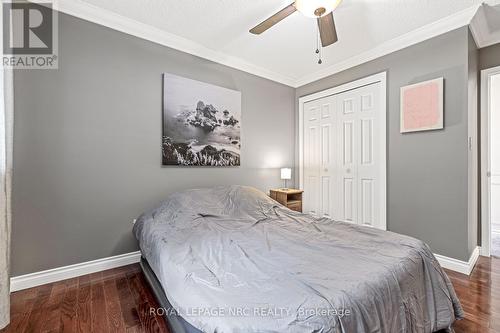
xmin=133 ymin=185 xmax=463 ymax=333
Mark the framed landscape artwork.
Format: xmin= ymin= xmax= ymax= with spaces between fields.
xmin=400 ymin=77 xmax=444 ymax=133
xmin=162 ymin=73 xmax=241 ymax=166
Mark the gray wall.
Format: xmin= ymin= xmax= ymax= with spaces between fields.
xmin=296 ymin=27 xmax=472 ymax=261
xmin=13 ymin=12 xmax=485 ymax=275
xmin=12 ymin=13 xmax=295 ymax=275
xmin=479 ymin=42 xmax=500 ymax=70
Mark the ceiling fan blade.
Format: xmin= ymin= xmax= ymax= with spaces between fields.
xmin=250 ymin=3 xmax=296 ymax=34
xmin=317 ymin=13 xmax=338 ymax=47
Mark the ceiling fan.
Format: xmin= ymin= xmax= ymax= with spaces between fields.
xmin=250 ymin=0 xmax=342 ymax=63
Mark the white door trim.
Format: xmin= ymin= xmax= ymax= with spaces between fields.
xmin=480 ymin=65 xmax=500 ymax=258
xmin=298 ymin=72 xmax=387 ymax=230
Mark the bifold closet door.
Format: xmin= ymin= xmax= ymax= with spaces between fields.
xmin=303 ymin=96 xmax=336 ymax=217
xmin=303 ymin=100 xmax=320 ymax=216
xmin=336 ymin=83 xmax=382 ymax=227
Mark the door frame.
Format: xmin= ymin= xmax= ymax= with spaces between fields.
xmin=480 ymin=65 xmax=500 ymax=257
xmin=298 ymin=71 xmax=387 ymax=230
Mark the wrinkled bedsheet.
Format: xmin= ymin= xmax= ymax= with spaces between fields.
xmin=133 ymin=185 xmax=463 ymax=333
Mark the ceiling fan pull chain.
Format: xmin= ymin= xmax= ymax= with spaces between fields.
xmin=316 ymin=23 xmax=320 ymax=54
xmin=317 ymin=23 xmax=322 ymax=64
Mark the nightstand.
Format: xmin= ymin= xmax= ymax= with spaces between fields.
xmin=270 ymin=189 xmax=303 ymax=212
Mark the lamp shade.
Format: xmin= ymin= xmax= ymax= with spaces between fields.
xmin=280 ymin=168 xmax=292 ymax=180
xmin=295 ymin=0 xmax=343 ymax=18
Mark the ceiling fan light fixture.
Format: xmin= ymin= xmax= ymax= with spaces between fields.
xmin=295 ymin=0 xmax=342 ymax=18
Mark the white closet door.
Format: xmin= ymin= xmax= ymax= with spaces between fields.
xmin=301 ymin=75 xmax=386 ymax=230
xmin=318 ymin=96 xmax=336 ymax=218
xmin=336 ymin=90 xmax=359 ymax=223
xmin=303 ymin=97 xmax=336 ymax=217
xmin=303 ymin=100 xmax=320 ymax=216
xmin=357 ymin=84 xmax=382 ymax=228
xmin=336 ymin=83 xmax=382 ymax=227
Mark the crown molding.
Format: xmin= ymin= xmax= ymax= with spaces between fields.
xmin=470 ymin=5 xmax=489 ymax=48
xmin=32 ymin=1 xmax=483 ymax=88
xmin=470 ymin=4 xmax=500 ymax=49
xmin=36 ymin=0 xmax=297 ymax=87
xmin=294 ymin=4 xmax=480 ymax=87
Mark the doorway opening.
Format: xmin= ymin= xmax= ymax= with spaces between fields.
xmin=481 ymin=66 xmax=500 ymax=258
xmin=489 ymin=73 xmax=500 ymax=257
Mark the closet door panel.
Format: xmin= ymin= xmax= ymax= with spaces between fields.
xmin=319 ymin=97 xmax=336 ymax=217
xmin=357 ymin=84 xmax=381 ymax=228
xmin=303 ymin=101 xmax=320 ymax=215
xmin=337 ymin=91 xmax=360 ymax=223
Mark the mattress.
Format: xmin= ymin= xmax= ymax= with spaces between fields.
xmin=133 ymin=185 xmax=463 ymax=333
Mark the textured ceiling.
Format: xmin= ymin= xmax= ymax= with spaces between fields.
xmin=79 ymin=0 xmax=500 ymax=85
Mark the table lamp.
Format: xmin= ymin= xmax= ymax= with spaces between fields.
xmin=280 ymin=168 xmax=292 ymax=189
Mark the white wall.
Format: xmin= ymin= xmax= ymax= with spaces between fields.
xmin=491 ymin=74 xmax=500 ymax=231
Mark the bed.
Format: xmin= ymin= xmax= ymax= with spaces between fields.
xmin=133 ymin=185 xmax=463 ymax=333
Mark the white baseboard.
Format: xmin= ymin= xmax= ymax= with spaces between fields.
xmin=10 ymin=251 xmax=141 ymax=292
xmin=9 ymin=247 xmax=481 ymax=292
xmin=434 ymin=246 xmax=480 ymax=276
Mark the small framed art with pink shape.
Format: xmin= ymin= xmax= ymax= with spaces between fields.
xmin=400 ymin=77 xmax=444 ymax=133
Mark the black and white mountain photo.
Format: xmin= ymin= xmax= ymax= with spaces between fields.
xmin=162 ymin=74 xmax=241 ymax=166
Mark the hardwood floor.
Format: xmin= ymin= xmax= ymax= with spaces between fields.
xmin=1 ymin=264 xmax=169 ymax=333
xmin=446 ymin=256 xmax=500 ymax=332
xmin=2 ymin=256 xmax=499 ymax=333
